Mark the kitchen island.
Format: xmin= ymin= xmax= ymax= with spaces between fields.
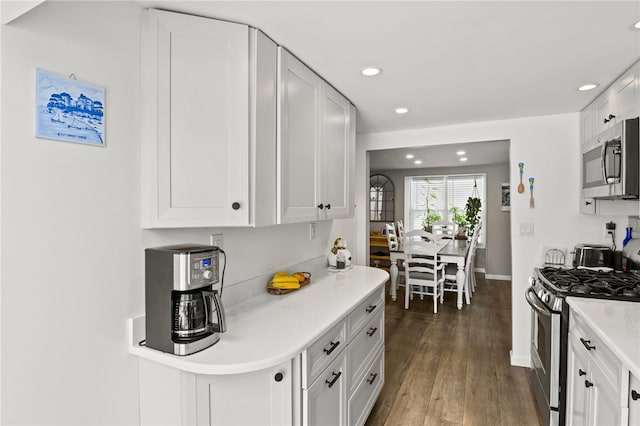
xmin=566 ymin=297 xmax=640 ymax=425
xmin=130 ymin=265 xmax=389 ymax=425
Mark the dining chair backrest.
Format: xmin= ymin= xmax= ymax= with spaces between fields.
xmin=396 ymin=220 xmax=404 ymax=241
xmin=403 ymin=229 xmax=438 ymax=245
xmin=403 ymin=237 xmax=445 ymax=312
xmin=385 ymin=223 xmax=399 ymax=251
xmin=431 ymin=221 xmax=456 ymax=239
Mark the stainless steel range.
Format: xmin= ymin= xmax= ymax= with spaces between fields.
xmin=527 ymin=250 xmax=640 ymax=426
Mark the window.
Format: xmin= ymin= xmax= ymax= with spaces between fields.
xmin=404 ymin=174 xmax=486 ymax=243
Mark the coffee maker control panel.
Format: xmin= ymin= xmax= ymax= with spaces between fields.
xmin=190 ymin=254 xmax=219 ymax=285
xmin=170 ymin=248 xmax=220 ymax=291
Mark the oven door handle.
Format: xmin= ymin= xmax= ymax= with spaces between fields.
xmin=525 ymin=288 xmax=552 ymax=317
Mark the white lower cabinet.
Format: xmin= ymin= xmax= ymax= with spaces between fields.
xmin=630 ymin=373 xmax=640 ymax=425
xmin=138 ymin=357 xmax=293 ymax=426
xmin=567 ymin=308 xmax=631 ymax=426
xmin=301 ymin=288 xmax=385 ymax=426
xmin=137 ymin=286 xmax=385 ymax=426
xmin=304 ymin=350 xmax=348 ymax=426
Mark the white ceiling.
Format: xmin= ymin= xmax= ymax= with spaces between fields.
xmin=138 ymin=1 xmax=640 ymax=169
xmin=369 ymin=139 xmax=510 ymax=171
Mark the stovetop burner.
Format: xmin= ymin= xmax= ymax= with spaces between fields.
xmin=536 ymin=267 xmax=640 ymax=301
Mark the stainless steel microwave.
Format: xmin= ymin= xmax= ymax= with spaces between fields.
xmin=582 ymin=117 xmax=639 ymax=199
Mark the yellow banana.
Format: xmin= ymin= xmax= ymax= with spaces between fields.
xmin=268 ymin=279 xmax=300 ymax=289
xmin=273 ymin=271 xmax=289 ymax=278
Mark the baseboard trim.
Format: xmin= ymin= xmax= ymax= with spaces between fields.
xmin=475 ymin=268 xmax=486 ymax=273
xmin=485 ymin=274 xmax=512 ymax=280
xmin=510 ymin=350 xmax=532 ymax=367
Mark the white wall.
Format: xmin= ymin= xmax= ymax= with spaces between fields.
xmin=355 ymin=113 xmax=630 ymax=367
xmin=0 ymin=2 xmax=345 ymax=424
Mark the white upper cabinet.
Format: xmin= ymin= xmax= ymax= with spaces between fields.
xmin=277 ymin=48 xmax=323 ymax=223
xmin=141 ymin=9 xmax=277 ymax=228
xmin=277 ymin=48 xmax=355 ymax=224
xmin=582 ymin=60 xmax=640 ymax=145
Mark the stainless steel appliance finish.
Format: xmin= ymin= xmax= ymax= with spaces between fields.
xmin=145 ymin=244 xmax=226 ymax=356
xmin=527 ymin=264 xmax=640 ymax=426
xmin=572 ymin=244 xmax=612 ymax=269
xmin=582 ymin=117 xmax=639 ymax=199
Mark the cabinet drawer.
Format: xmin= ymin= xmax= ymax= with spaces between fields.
xmin=348 ymin=288 xmax=384 ymax=340
xmin=303 ymin=318 xmax=347 ymax=388
xmin=570 ymin=312 xmax=621 ymax=389
xmin=348 ymin=309 xmax=384 ymax=394
xmin=348 ymin=346 xmax=384 ymax=426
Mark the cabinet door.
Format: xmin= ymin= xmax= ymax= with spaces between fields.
xmin=142 ymin=9 xmax=250 ymax=227
xmin=629 ymin=373 xmax=640 ymax=426
xmin=595 ymin=91 xmax=616 ymax=134
xmin=303 ymin=352 xmax=347 ymax=426
xmin=196 ymin=360 xmax=293 ymax=426
xmin=277 ymin=47 xmax=323 ymax=224
xmin=589 ymin=360 xmax=621 ymax=426
xmin=581 ymin=104 xmax=596 ymax=146
xmin=321 ymin=84 xmax=352 ymax=219
xmin=614 ymin=66 xmax=638 ymax=122
xmin=567 ymin=337 xmax=591 ymax=426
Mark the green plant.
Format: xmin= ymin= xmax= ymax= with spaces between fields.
xmin=465 ymin=197 xmax=482 ymax=235
xmin=421 ymin=209 xmax=442 ymax=230
xmin=419 ymin=178 xmax=441 ymax=230
xmin=449 ymin=206 xmax=467 ymax=227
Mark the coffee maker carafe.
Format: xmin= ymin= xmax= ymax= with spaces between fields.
xmin=145 ymin=244 xmax=226 ymax=355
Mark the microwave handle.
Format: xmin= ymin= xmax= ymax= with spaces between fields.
xmin=601 ymin=142 xmax=608 ymax=184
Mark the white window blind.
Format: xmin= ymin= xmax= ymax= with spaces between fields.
xmin=405 ymin=174 xmax=486 ymax=243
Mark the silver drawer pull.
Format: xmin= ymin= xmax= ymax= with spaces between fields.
xmin=366 ymin=372 xmax=378 ymax=385
xmin=323 ymin=340 xmax=340 ymax=355
xmin=325 ymin=371 xmax=341 ymax=388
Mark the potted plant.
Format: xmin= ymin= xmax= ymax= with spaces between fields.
xmin=465 ymin=196 xmax=482 ymax=236
xmin=420 ymin=178 xmax=441 ymax=232
xmin=421 ymin=209 xmax=442 ymax=232
xmin=449 ymin=206 xmax=467 ymax=238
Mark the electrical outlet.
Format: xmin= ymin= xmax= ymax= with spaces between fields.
xmin=309 ymin=223 xmax=316 ymax=240
xmin=210 ymin=233 xmax=224 ymax=249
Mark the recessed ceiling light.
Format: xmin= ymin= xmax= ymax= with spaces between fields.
xmin=406 ymin=154 xmax=414 ymax=159
xmin=414 ymin=160 xmax=422 ymax=165
xmin=578 ymin=83 xmax=599 ymax=91
xmin=361 ymin=67 xmax=382 ymax=77
xmin=635 ymin=20 xmax=640 ymax=29
xmin=456 ymin=151 xmax=466 ymax=156
xmin=460 ymin=157 xmax=468 ymax=162
xmin=395 ymin=107 xmax=409 ymax=114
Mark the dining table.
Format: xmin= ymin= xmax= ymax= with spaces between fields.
xmin=389 ymin=238 xmax=470 ymax=310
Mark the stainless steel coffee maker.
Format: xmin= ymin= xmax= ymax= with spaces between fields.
xmin=145 ymin=244 xmax=226 ymax=355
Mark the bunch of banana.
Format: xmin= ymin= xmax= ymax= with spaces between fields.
xmin=267 ymin=271 xmax=308 ymax=290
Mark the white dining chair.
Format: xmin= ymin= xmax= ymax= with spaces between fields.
xmin=431 ymin=221 xmax=456 ymax=240
xmin=385 ymin=223 xmax=405 ymax=289
xmin=403 ymin=237 xmax=445 ymax=313
xmin=385 ymin=223 xmax=400 ymax=251
xmin=443 ymin=236 xmax=477 ymax=303
xmin=396 ymin=220 xmax=404 ymax=247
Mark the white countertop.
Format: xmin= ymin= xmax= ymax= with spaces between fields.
xmin=129 ymin=265 xmax=389 ymax=375
xmin=566 ymin=297 xmax=640 ymax=378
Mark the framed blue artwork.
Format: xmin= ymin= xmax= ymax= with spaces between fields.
xmin=35 ymin=69 xmax=105 ymax=146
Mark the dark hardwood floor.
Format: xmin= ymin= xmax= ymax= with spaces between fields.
xmin=365 ymin=274 xmax=542 ymax=426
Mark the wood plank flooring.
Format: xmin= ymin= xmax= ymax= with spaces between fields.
xmin=365 ymin=274 xmax=542 ymax=426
